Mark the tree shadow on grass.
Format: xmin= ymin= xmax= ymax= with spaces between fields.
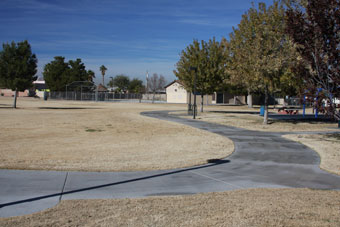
xmin=0 ymin=104 xmax=12 ymax=108
xmin=325 ymin=133 xmax=340 ymax=141
xmin=269 ymin=114 xmax=336 ymax=124
xmin=38 ymin=107 xmax=101 ymax=110
xmin=210 ymin=111 xmax=259 ymax=115
xmin=210 ymin=110 xmax=336 ymax=125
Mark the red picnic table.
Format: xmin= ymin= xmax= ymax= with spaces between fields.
xmin=277 ymin=106 xmax=301 ymax=115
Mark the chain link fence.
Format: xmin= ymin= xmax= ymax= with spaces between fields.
xmin=49 ymin=91 xmax=166 ymax=103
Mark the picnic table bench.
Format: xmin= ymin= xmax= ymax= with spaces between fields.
xmin=277 ymin=106 xmax=302 ymax=115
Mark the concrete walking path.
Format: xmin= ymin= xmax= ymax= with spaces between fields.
xmin=1 ymin=110 xmax=340 ymax=218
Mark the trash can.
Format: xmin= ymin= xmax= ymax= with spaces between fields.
xmin=43 ymin=91 xmax=49 ymax=101
xmin=260 ymin=105 xmax=265 ymax=116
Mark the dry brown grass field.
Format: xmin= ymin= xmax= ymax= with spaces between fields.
xmin=0 ymin=97 xmax=233 ymax=171
xmin=1 ymin=98 xmax=340 ymax=226
xmin=1 ymin=188 xmax=340 ymax=227
xmin=170 ymin=105 xmax=338 ymax=132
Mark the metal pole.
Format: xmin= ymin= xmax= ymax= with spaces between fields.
xmin=95 ymin=86 xmax=98 ymax=102
xmin=303 ymin=95 xmax=306 ymax=117
xmin=193 ymin=70 xmax=197 ymax=119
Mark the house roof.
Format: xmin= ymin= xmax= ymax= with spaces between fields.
xmin=97 ymin=84 xmax=108 ymax=92
xmin=164 ymin=80 xmax=185 ymax=88
xmin=34 ymin=83 xmax=47 ymax=90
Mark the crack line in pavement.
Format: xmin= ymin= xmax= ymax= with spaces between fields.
xmin=190 ymin=171 xmax=244 ymax=189
xmin=59 ymin=172 xmax=68 ymax=202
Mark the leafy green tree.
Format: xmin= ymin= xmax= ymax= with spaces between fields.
xmin=107 ymin=77 xmax=114 ymax=88
xmin=225 ymin=20 xmax=261 ymax=108
xmin=129 ymin=78 xmax=144 ymax=93
xmin=43 ymin=56 xmax=69 ymax=91
xmin=112 ymin=74 xmax=130 ymax=92
xmin=99 ymin=65 xmax=107 ymax=85
xmin=285 ymin=0 xmax=340 ymax=119
xmin=174 ymin=38 xmax=226 ymax=112
xmin=43 ymin=57 xmax=90 ymax=91
xmin=68 ymin=59 xmax=88 ymax=83
xmin=227 ymin=1 xmax=299 ymax=124
xmin=0 ymin=40 xmax=37 ymax=108
xmin=87 ymin=70 xmax=95 ymax=82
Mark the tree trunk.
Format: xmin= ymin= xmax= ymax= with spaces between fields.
xmin=247 ymin=90 xmax=253 ymax=108
xmin=13 ymin=89 xmax=18 ymax=109
xmin=263 ymin=86 xmax=268 ymax=125
xmin=152 ymin=92 xmax=155 ymax=103
xmin=201 ymin=94 xmax=204 ymax=112
xmin=102 ymin=75 xmax=104 ymax=86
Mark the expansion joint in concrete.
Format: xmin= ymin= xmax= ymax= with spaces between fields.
xmin=59 ymin=172 xmax=69 ymax=202
xmin=190 ymin=170 xmax=244 ymax=190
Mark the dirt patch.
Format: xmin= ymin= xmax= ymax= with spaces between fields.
xmin=283 ymin=133 xmax=340 ymax=175
xmin=0 ymin=97 xmax=233 ymax=171
xmin=1 ymin=188 xmax=339 ymax=227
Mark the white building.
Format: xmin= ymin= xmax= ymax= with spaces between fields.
xmin=165 ymin=81 xmax=188 ymax=103
xmin=165 ymin=80 xmax=247 ymax=105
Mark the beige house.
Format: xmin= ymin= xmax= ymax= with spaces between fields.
xmin=165 ymin=80 xmax=246 ymax=105
xmin=165 ymin=81 xmax=188 ymax=103
xmin=165 ymin=80 xmax=214 ymax=105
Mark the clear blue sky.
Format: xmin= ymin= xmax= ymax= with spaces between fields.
xmin=0 ymin=0 xmax=274 ymax=85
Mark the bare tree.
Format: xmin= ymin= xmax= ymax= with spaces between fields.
xmin=147 ymin=73 xmax=166 ymax=103
xmin=285 ymin=0 xmax=340 ymax=120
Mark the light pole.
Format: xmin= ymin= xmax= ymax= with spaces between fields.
xmin=189 ymin=67 xmax=197 ymax=119
xmin=110 ymin=76 xmax=114 ymax=99
xmin=188 ymin=92 xmax=192 ymax=113
xmin=66 ymin=85 xmax=68 ymax=100
xmin=110 ymin=76 xmax=113 ymax=87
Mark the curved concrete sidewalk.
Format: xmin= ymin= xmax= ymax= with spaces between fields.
xmin=1 ymin=110 xmax=340 ymax=218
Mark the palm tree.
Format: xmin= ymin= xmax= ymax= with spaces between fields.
xmin=99 ymin=65 xmax=107 ymax=85
xmin=87 ymin=70 xmax=95 ymax=82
